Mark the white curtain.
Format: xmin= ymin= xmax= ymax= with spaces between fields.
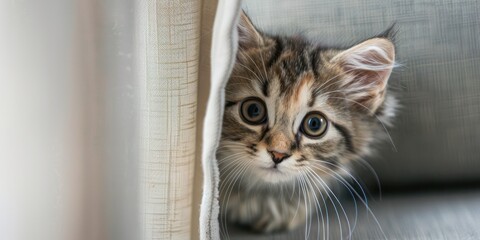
xmin=136 ymin=0 xmax=200 ymax=239
xmin=199 ymin=0 xmax=242 ymax=239
xmin=0 ymin=0 xmax=241 ymax=239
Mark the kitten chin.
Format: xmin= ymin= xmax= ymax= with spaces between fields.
xmin=254 ymin=168 xmax=296 ymax=184
xmin=218 ymin=10 xmax=398 ymax=234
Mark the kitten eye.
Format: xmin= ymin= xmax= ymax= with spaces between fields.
xmin=301 ymin=112 xmax=328 ymax=138
xmin=240 ymin=97 xmax=267 ymax=125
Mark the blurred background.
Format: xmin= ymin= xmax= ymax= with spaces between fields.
xmin=0 ymin=1 xmax=140 ymax=239
xmin=1 ymin=0 xmax=480 ymax=239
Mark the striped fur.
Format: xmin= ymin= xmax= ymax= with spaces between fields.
xmin=218 ymin=11 xmax=398 ymax=234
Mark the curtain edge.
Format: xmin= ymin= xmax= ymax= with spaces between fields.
xmin=199 ymin=0 xmax=242 ymax=239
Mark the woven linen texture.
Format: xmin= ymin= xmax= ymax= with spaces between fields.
xmin=138 ymin=0 xmax=201 ymax=239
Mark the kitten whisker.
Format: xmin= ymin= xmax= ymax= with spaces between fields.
xmin=259 ymin=50 xmax=270 ymax=88
xmin=289 ymin=177 xmax=305 ymax=234
xmin=217 ymin=153 xmax=249 ymax=175
xmin=217 ymin=141 xmax=248 ymax=146
xmin=298 ymin=175 xmax=312 ymax=239
xmin=312 ymin=67 xmax=363 ymax=99
xmin=219 ymin=156 xmax=250 ymax=193
xmin=310 ymin=161 xmax=368 ymax=206
xmin=239 ymin=50 xmax=269 ymax=83
xmin=235 ymin=61 xmax=267 ymax=88
xmin=220 ymin=157 xmax=253 ymax=239
xmin=227 ymin=76 xmax=260 ymax=83
xmin=306 ymin=174 xmax=323 ymax=239
xmin=299 ymin=171 xmax=327 ymax=240
xmin=305 ymin=168 xmax=350 ymax=240
xmin=309 ymin=162 xmax=387 ymax=239
xmin=307 ymin=164 xmax=360 ymax=239
xmin=355 ymin=157 xmax=383 ymax=200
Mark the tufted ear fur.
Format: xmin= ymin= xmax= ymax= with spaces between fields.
xmin=331 ymin=38 xmax=395 ymax=114
xmin=237 ymin=11 xmax=264 ymax=49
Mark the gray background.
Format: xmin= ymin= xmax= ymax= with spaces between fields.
xmin=227 ymin=189 xmax=480 ymax=239
xmin=243 ymin=0 xmax=480 ymax=188
xmin=227 ymin=1 xmax=480 ymax=239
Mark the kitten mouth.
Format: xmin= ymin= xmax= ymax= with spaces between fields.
xmin=261 ymin=165 xmax=282 ymax=172
xmin=257 ymin=166 xmax=295 ymax=184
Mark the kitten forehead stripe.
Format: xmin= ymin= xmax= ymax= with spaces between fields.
xmin=308 ymin=90 xmax=316 ymax=107
xmin=332 ymin=122 xmax=355 ymax=153
xmin=268 ymin=37 xmax=283 ymax=67
xmin=261 ymin=79 xmax=269 ymax=97
xmin=309 ymin=47 xmax=320 ymax=78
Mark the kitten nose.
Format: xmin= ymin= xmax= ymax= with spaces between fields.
xmin=268 ymin=150 xmax=291 ymax=164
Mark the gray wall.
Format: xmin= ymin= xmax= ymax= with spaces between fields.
xmin=243 ymin=0 xmax=480 ymax=187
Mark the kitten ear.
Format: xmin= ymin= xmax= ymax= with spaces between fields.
xmin=331 ymin=38 xmax=395 ymax=113
xmin=238 ymin=10 xmax=264 ymax=48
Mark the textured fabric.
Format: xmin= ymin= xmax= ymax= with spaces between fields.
xmin=227 ymin=189 xmax=480 ymax=239
xmin=191 ymin=0 xmax=218 ymax=239
xmin=136 ymin=0 xmax=201 ymax=239
xmin=242 ymin=0 xmax=480 ymax=187
xmin=199 ymin=0 xmax=242 ymax=239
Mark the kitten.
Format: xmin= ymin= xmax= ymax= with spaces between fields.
xmin=218 ymin=11 xmax=398 ymax=233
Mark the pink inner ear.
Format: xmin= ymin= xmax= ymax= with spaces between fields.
xmin=343 ymin=65 xmax=390 ymax=92
xmin=334 ymin=38 xmax=395 ymax=112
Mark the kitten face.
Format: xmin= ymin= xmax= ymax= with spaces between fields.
xmin=218 ymin=12 xmax=397 ymax=187
xmin=220 ymin=45 xmax=353 ymax=185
